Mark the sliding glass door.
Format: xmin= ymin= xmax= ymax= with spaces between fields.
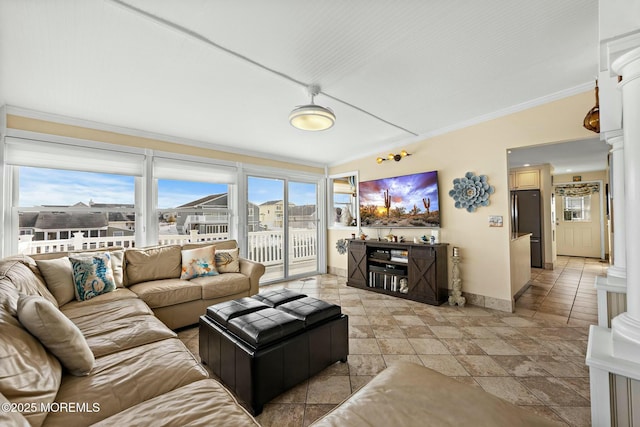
xmin=288 ymin=181 xmax=318 ymax=277
xmin=246 ymin=175 xmax=318 ymax=282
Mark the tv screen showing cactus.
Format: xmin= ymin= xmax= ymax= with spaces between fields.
xmin=359 ymin=171 xmax=440 ymax=227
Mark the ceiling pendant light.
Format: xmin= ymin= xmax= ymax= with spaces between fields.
xmin=583 ymin=80 xmax=600 ymax=133
xmin=289 ymin=85 xmax=336 ymax=131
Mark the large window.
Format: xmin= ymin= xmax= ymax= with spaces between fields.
xmin=3 ymin=136 xmax=143 ymax=255
xmin=2 ymin=132 xmax=324 ymax=279
xmin=157 ymin=179 xmax=230 ymax=243
xmin=17 ymin=167 xmax=136 ymax=253
xmin=3 ymin=137 xmax=240 ymax=255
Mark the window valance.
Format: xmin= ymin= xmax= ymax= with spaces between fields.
xmin=554 ymin=182 xmax=600 ymax=197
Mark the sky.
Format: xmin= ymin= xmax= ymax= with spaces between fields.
xmin=19 ymin=167 xmax=317 ymax=208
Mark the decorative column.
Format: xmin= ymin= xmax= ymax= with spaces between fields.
xmin=606 ymin=130 xmax=626 ymax=279
xmin=448 ymin=247 xmax=465 ymax=307
xmin=611 ymin=46 xmax=640 ymax=361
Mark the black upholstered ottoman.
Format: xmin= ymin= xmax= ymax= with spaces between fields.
xmin=199 ymin=290 xmax=349 ymax=415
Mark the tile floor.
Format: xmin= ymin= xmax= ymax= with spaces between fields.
xmin=177 ymin=256 xmax=601 ymax=427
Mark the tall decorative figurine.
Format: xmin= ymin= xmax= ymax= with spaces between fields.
xmin=448 ymin=247 xmax=466 ymax=307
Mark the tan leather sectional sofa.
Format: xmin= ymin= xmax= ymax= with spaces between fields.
xmin=30 ymin=239 xmax=265 ymax=329
xmin=0 ymin=240 xmax=263 ymax=426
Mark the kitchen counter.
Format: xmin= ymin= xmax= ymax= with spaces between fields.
xmin=511 ymin=232 xmax=532 ymax=241
xmin=510 ymin=233 xmax=532 ymax=299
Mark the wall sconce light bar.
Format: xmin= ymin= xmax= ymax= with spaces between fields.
xmin=376 ymin=150 xmax=411 ymax=164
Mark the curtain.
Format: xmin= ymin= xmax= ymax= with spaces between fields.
xmin=554 ymin=182 xmax=600 ymax=197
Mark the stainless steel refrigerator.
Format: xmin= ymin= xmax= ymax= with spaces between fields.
xmin=510 ymin=189 xmax=543 ymax=268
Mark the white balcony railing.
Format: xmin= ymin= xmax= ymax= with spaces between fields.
xmin=18 ymin=229 xmax=317 ymax=267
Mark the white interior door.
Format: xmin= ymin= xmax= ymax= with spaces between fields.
xmin=556 ymin=189 xmax=602 ymax=258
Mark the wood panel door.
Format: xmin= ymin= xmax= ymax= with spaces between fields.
xmin=347 ymin=241 xmax=367 ymax=287
xmin=408 ymin=245 xmax=437 ymax=302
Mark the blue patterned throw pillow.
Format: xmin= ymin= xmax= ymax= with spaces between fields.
xmin=180 ymin=245 xmax=219 ymax=279
xmin=69 ymin=253 xmax=116 ymax=301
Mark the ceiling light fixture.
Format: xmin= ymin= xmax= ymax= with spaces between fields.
xmin=376 ymin=150 xmax=411 ymax=164
xmin=289 ymin=85 xmax=335 ymax=131
xmin=583 ymin=80 xmax=600 ymax=133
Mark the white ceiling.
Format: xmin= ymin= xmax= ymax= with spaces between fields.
xmin=507 ymin=138 xmax=609 ymax=175
xmin=0 ymin=0 xmax=599 ymax=167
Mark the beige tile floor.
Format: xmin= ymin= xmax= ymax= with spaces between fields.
xmin=178 ymin=256 xmax=601 ymax=427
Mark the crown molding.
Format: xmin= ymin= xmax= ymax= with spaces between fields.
xmin=329 ymin=83 xmax=594 ymax=167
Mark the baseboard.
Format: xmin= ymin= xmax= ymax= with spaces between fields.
xmin=461 ymin=291 xmax=513 ymax=313
xmin=328 ymin=266 xmax=347 ymax=278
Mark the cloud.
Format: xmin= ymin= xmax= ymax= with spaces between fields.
xmin=19 ymin=167 xmax=134 ymax=206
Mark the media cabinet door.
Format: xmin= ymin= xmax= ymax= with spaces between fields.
xmin=408 ymin=246 xmax=438 ymax=303
xmin=347 ymin=241 xmax=367 ymax=287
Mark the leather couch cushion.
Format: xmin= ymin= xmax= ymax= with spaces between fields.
xmin=81 ymin=314 xmax=177 ymax=358
xmin=0 ymin=285 xmax=62 ymax=427
xmin=68 ymin=296 xmax=151 ymax=319
xmin=128 ymin=278 xmax=201 ymax=308
xmin=60 ymin=289 xmax=144 ymax=318
xmin=17 ymin=295 xmax=94 ymax=376
xmin=46 ymin=338 xmax=208 ymax=426
xmin=311 ymin=361 xmax=563 ymax=427
xmin=0 ymin=392 xmax=30 ymax=427
xmin=35 ymin=257 xmax=75 ymax=306
xmin=63 ymin=296 xmax=175 ymax=357
xmin=124 ymin=245 xmax=181 ymax=286
xmin=92 ymin=379 xmax=259 ymax=427
xmin=0 ymin=256 xmax=58 ymax=308
xmin=193 ymin=273 xmax=251 ymax=299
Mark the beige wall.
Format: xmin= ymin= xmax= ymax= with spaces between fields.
xmin=6 ymin=115 xmax=324 ymax=174
xmin=328 ymin=91 xmax=596 ymax=304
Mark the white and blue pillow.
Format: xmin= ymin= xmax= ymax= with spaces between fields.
xmin=180 ymin=245 xmax=219 ymax=279
xmin=69 ymin=253 xmax=116 ymax=301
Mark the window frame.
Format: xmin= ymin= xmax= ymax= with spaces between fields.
xmin=1 ymin=131 xmax=240 ymax=257
xmin=562 ymin=195 xmax=592 ymax=222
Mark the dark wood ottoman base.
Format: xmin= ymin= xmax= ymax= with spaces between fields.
xmin=199 ymin=299 xmax=348 ymax=415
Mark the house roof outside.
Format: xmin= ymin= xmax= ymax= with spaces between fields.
xmin=33 ymin=212 xmax=108 ymax=230
xmin=177 ymin=193 xmax=227 ymax=209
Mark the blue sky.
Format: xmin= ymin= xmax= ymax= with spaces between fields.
xmin=19 ymin=167 xmax=316 ymax=208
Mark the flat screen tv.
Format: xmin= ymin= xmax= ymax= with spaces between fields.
xmin=359 ymin=170 xmax=440 ymax=227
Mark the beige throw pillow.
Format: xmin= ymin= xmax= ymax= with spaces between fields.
xmin=36 ymin=257 xmax=75 ymax=306
xmin=17 ymin=294 xmax=94 ymax=376
xmin=214 ymin=248 xmax=240 ymax=273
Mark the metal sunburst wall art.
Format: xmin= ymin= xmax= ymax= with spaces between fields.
xmin=449 ymin=172 xmax=495 ymax=212
xmin=336 ymin=239 xmax=349 ymax=254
